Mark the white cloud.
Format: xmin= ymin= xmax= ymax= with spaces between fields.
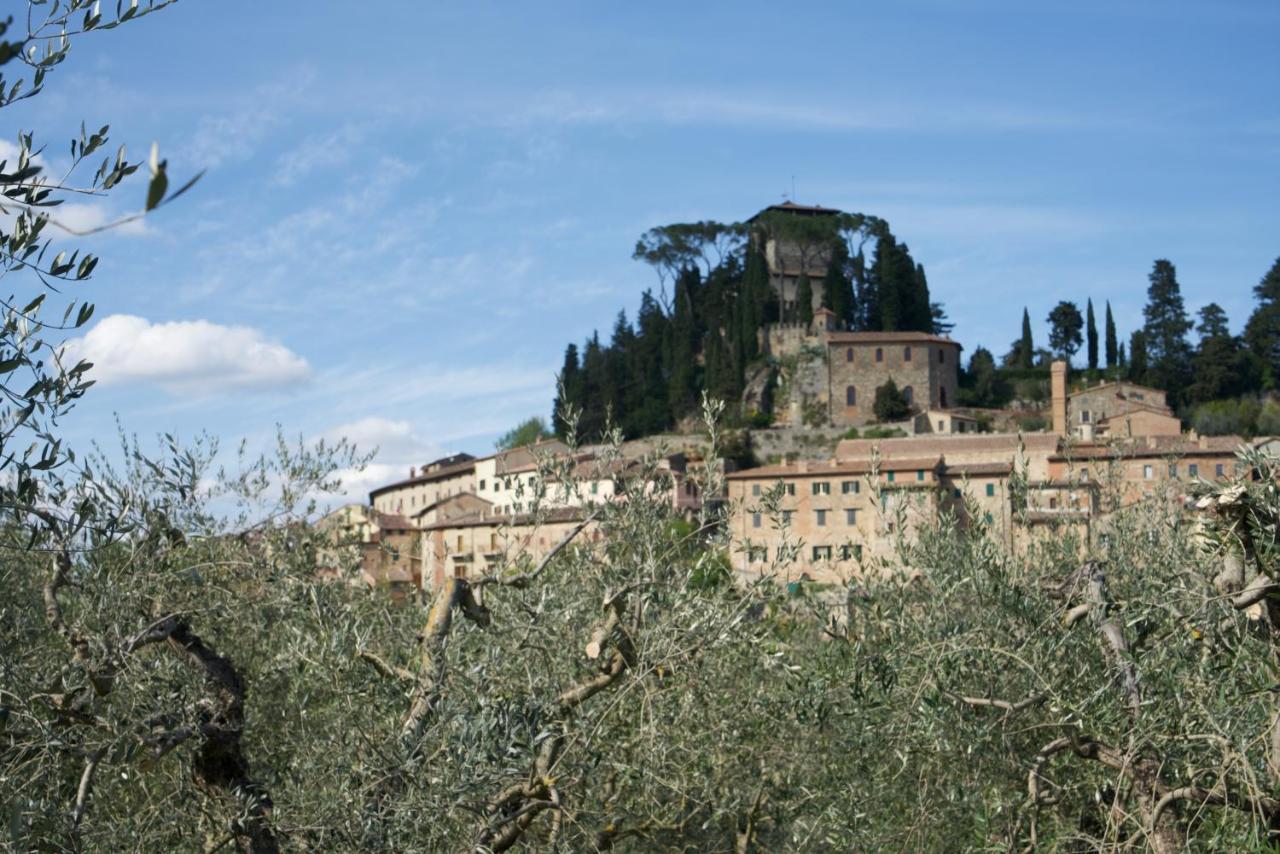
xmin=64 ymin=314 xmax=311 ymax=394
xmin=314 ymin=416 xmax=449 ymax=504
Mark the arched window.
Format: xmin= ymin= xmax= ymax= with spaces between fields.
xmin=902 ymin=386 xmax=914 ymax=405
xmin=904 ymin=346 xmax=912 ymax=362
xmin=940 ymin=387 xmax=947 ymax=408
xmin=846 ymin=385 xmax=856 ymax=406
xmin=846 ymin=347 xmax=853 ymax=362
xmin=875 ymin=347 xmax=884 ymax=363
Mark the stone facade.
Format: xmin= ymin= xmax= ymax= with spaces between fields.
xmin=726 ymin=431 xmax=1255 ymax=584
xmin=1068 ymin=381 xmax=1172 ymax=436
xmin=825 ymin=332 xmax=961 ymax=427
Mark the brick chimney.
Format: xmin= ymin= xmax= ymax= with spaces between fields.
xmin=409 ymin=466 xmax=416 ymax=478
xmin=1051 ymin=360 xmax=1068 ymax=437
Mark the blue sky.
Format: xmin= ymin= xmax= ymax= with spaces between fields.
xmin=12 ymin=0 xmax=1279 ymax=500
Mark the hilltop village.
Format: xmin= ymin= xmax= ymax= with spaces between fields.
xmin=322 ymin=203 xmax=1276 ymax=595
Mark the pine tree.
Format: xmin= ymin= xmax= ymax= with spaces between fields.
xmin=1086 ymin=298 xmax=1098 ymax=372
xmin=1046 ymin=301 xmax=1084 ymax=362
xmin=795 ymin=275 xmax=814 ymax=326
xmin=1245 ymin=257 xmax=1280 ymax=388
xmin=1141 ymin=259 xmax=1193 ymax=402
xmin=1189 ymin=303 xmax=1242 ymax=403
xmin=1104 ymin=301 xmax=1118 ymax=372
xmin=1128 ymin=330 xmax=1148 ymax=383
xmin=1019 ymin=308 xmax=1034 ymax=369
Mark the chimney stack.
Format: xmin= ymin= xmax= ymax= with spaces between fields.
xmin=1051 ymin=361 xmax=1068 ymax=437
xmin=409 ymin=466 xmax=416 ymax=478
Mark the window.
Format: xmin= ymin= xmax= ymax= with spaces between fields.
xmin=1215 ymin=463 xmax=1225 ymax=477
xmin=841 ymin=480 xmax=859 ymax=494
xmin=1080 ymin=468 xmax=1089 ymax=482
xmin=1168 ymin=463 xmax=1178 ymax=478
xmin=937 ymin=420 xmax=945 ymax=431
xmin=984 ymin=512 xmax=994 ymax=524
xmin=752 ymin=483 xmax=761 ymax=496
xmin=1081 ymin=411 xmax=1091 ymax=423
xmin=456 ymin=535 xmax=464 ymax=551
xmin=479 ymin=479 xmax=486 ymax=491
xmin=985 ymin=483 xmax=995 ymax=497
xmin=840 ymin=544 xmax=863 ymax=560
xmin=902 ymin=386 xmax=913 ymax=405
xmin=875 ymin=347 xmax=884 ymax=362
xmin=939 ymin=349 xmax=945 ymax=364
xmin=887 ymin=471 xmax=896 ymax=483
xmin=1134 ymin=392 xmax=1145 ymax=401
xmin=846 ymin=347 xmax=853 ymax=362
xmin=812 ymin=545 xmax=833 ymax=561
xmin=1143 ymin=465 xmax=1154 ymax=480
xmin=916 ymin=469 xmax=925 ymax=482
xmin=782 ymin=510 xmax=793 ymax=524
xmin=1048 ymin=497 xmax=1058 ymax=509
xmin=1189 ymin=463 xmax=1199 ymax=477
xmin=591 ymin=482 xmax=599 ymax=495
xmin=845 ymin=508 xmax=858 ymax=525
xmin=904 ymin=346 xmax=912 ymax=362
xmin=785 ymin=483 xmax=796 ymax=496
xmin=748 ymin=546 xmax=767 ymax=563
xmin=812 ymin=481 xmax=830 ymax=495
xmin=952 ymin=488 xmax=962 ymax=499
xmin=815 ymin=509 xmax=827 ymax=526
xmin=846 ymin=385 xmax=856 ymax=406
xmin=940 ymin=387 xmax=947 ymax=408
xmin=752 ymin=513 xmax=762 ymax=528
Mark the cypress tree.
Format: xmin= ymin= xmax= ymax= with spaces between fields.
xmin=851 ymin=249 xmax=872 ymax=331
xmin=666 ymin=266 xmax=701 ymax=420
xmin=872 ymin=234 xmax=905 ymax=331
xmin=1141 ymin=259 xmax=1193 ymax=401
xmin=552 ymin=343 xmax=583 ymax=439
xmin=795 ymin=275 xmax=814 ymax=326
xmin=1245 ymin=257 xmax=1280 ymax=388
xmin=1104 ymin=301 xmax=1118 ymax=371
xmin=630 ymin=291 xmax=670 ymax=436
xmin=1019 ymin=308 xmax=1034 ymax=369
xmin=1086 ymin=298 xmax=1098 ymax=372
xmin=908 ymin=261 xmax=933 ymax=332
xmin=821 ymin=242 xmax=852 ymax=328
xmin=605 ymin=310 xmax=636 ymax=434
xmin=579 ymin=332 xmax=608 ymax=440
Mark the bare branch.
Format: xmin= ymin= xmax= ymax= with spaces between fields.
xmin=473 ymin=510 xmax=599 ymax=589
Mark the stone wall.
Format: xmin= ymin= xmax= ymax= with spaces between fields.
xmin=826 ymin=339 xmax=960 ymax=427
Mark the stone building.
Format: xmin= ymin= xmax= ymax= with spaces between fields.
xmin=370 ymin=452 xmax=477 ymax=516
xmin=725 ymin=424 xmax=1255 ymax=584
xmin=826 ymin=331 xmax=962 ymax=426
xmin=1066 ymin=380 xmax=1179 ymax=439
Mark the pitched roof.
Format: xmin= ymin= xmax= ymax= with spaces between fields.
xmin=727 ymin=456 xmax=944 ymax=480
xmin=835 ymin=432 xmax=1060 ymax=461
xmin=1052 ymin=435 xmax=1247 ymax=460
xmin=374 ymin=512 xmax=416 ymax=531
xmin=369 ymin=457 xmax=477 ymax=499
xmin=826 ymin=331 xmax=962 ymax=348
xmin=748 ymin=201 xmax=840 ymax=221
